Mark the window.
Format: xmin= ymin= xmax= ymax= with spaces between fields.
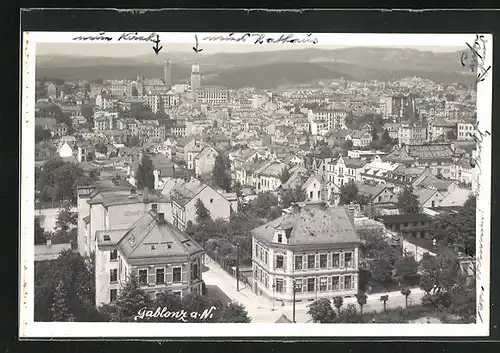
xmin=307 ymin=278 xmax=316 ymax=292
xmin=110 ymin=289 xmax=117 ymax=302
xmin=294 ymin=255 xmax=303 ymax=270
xmin=319 ymin=277 xmax=327 ymax=292
xmin=318 ymin=191 xmax=321 ymax=199
xmin=378 ymin=196 xmax=382 ymax=202
xmin=309 ymin=191 xmax=313 ymax=198
xmin=332 ymin=276 xmax=340 ymax=290
xmin=413 ymin=222 xmax=417 ymax=227
xmin=421 ymin=221 xmax=425 ymax=226
xmin=431 ymin=201 xmax=435 ymax=207
xmin=276 ymin=255 xmax=284 ymax=269
xmin=173 ymin=291 xmax=182 ymax=298
xmin=344 ymin=252 xmax=353 ymax=268
xmin=307 ymin=255 xmax=315 ymax=269
xmin=173 ymin=267 xmax=181 ymax=283
xmin=332 ymin=253 xmax=340 ymax=268
xmin=110 ymin=269 xmax=118 ymax=283
xmin=110 ymin=249 xmax=118 ymax=261
xmin=210 ymin=198 xmax=213 ymax=203
xmin=192 ymin=263 xmax=199 ymax=280
xmin=404 ymin=222 xmax=408 ymax=227
xmin=344 ymin=275 xmax=352 ymax=290
xmin=156 ymin=268 xmax=165 ymax=284
xmin=319 ymin=254 xmax=327 ymax=268
xmin=277 ymin=234 xmax=282 ymax=243
xmin=275 ymin=278 xmax=284 ymax=293
xmin=138 ymin=269 xmax=148 ymax=285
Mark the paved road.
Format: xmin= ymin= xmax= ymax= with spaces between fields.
xmin=202 ymin=256 xmax=425 ymax=323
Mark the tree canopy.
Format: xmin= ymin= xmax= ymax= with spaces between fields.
xmin=35 ymin=125 xmax=52 ymax=143
xmin=308 ymin=298 xmax=337 ymax=323
xmin=36 ymin=158 xmax=88 ymax=203
xmin=135 ymin=153 xmax=155 ymax=190
xmin=212 ymin=153 xmax=232 ymax=192
xmin=35 ymin=250 xmax=101 ymax=321
xmin=430 ymin=196 xmax=476 ymax=256
xmin=279 ymin=166 xmax=292 ymax=184
xmin=397 ymin=186 xmax=422 ymax=214
xmin=279 ymin=184 xmax=307 ymax=209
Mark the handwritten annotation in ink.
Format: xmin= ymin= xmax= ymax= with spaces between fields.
xmin=72 ymin=32 xmax=159 ymax=42
xmin=202 ymin=33 xmax=319 ymax=45
xmin=460 ymin=35 xmax=491 ymax=83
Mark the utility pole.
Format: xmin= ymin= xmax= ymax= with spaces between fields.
xmin=272 ymin=282 xmax=275 ymax=311
xmin=292 ymin=282 xmax=296 ymax=323
xmin=236 ymin=242 xmax=240 ymax=291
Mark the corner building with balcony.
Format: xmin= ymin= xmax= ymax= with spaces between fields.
xmin=250 ymin=202 xmax=361 ymax=303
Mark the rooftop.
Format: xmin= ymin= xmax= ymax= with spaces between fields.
xmin=117 ymin=210 xmax=203 ymax=262
xmin=251 ymin=204 xmax=360 ymax=246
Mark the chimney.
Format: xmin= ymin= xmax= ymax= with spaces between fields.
xmin=143 ymin=187 xmax=149 ymax=202
xmin=158 ymin=212 xmax=165 ymax=224
xmin=346 ymin=207 xmax=355 ymax=225
xmin=46 ymin=238 xmax=52 ymax=248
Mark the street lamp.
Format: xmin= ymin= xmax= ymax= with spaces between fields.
xmin=236 ymin=242 xmax=240 ymax=291
xmin=292 ymin=281 xmax=297 ymax=323
xmin=272 ymin=282 xmax=275 ymax=311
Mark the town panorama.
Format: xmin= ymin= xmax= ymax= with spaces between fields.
xmin=33 ymin=45 xmax=477 ymax=325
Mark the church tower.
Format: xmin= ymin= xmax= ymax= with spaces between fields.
xmin=164 ymin=59 xmax=172 ymax=90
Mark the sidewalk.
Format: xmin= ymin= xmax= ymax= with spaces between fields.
xmin=202 ymin=255 xmax=425 ymax=323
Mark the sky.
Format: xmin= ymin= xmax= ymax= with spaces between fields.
xmin=36 ymin=42 xmax=463 ymax=57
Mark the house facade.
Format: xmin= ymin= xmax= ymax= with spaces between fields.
xmin=95 ymin=210 xmax=203 ymax=306
xmin=251 ymin=202 xmax=361 ymax=303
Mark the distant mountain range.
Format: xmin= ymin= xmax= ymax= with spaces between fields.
xmin=36 ymin=47 xmax=475 ymax=88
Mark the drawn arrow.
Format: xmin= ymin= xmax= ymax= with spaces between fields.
xmin=152 ymin=34 xmax=163 ymax=55
xmin=192 ymin=34 xmax=203 ymax=53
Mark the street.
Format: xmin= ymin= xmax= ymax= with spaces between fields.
xmin=202 ymin=255 xmax=425 ymax=323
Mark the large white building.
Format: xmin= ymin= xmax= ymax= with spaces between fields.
xmin=251 ymin=202 xmax=361 ymax=303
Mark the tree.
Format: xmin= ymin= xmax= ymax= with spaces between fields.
xmin=355 ymin=293 xmax=368 ymax=315
xmin=401 ymin=288 xmax=412 ymax=308
xmin=81 ymin=105 xmax=94 ymax=121
xmin=104 ymin=275 xmax=153 ymax=322
xmin=371 ymin=127 xmax=378 ymax=141
xmin=395 ymin=256 xmax=418 ymax=282
xmin=370 ymin=258 xmax=393 ymax=285
xmin=419 ymin=250 xmax=460 ymax=295
xmin=136 ymin=153 xmax=155 ymax=190
xmin=51 ymin=280 xmax=73 ymax=321
xmin=280 ymin=185 xmax=307 ymax=209
xmin=218 ymin=302 xmax=251 ymax=323
xmin=342 ymin=139 xmax=354 ymax=150
xmin=36 ymin=158 xmax=86 ymax=203
xmin=54 ymin=199 xmax=78 ymax=241
xmin=195 ymin=199 xmax=211 ymax=224
xmin=35 ymin=125 xmax=52 ymax=143
xmin=380 ymin=295 xmax=389 ymax=312
xmin=126 ymin=135 xmax=141 ymax=148
xmin=212 ymin=153 xmax=232 ymax=192
xmin=251 ymin=192 xmax=279 ymax=219
xmin=95 ymin=142 xmax=108 ymax=154
xmin=430 ymin=196 xmax=476 ymax=256
xmin=35 ymin=217 xmax=47 ymax=245
xmin=279 ymin=166 xmax=292 ymax=184
xmin=381 ymin=129 xmax=392 ymax=145
xmin=397 ymin=185 xmax=422 ymax=214
xmin=318 ymin=145 xmax=334 ymax=158
xmin=339 ymin=179 xmax=359 ymax=205
xmin=446 ymin=130 xmax=456 ymax=141
xmin=333 ymin=296 xmax=344 ymax=315
xmin=35 ymin=250 xmax=98 ymax=322
xmin=307 ymin=298 xmax=336 ymax=323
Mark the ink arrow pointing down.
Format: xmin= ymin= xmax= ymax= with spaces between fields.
xmin=193 ymin=34 xmax=203 ymax=53
xmin=153 ymin=34 xmax=163 ymax=55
